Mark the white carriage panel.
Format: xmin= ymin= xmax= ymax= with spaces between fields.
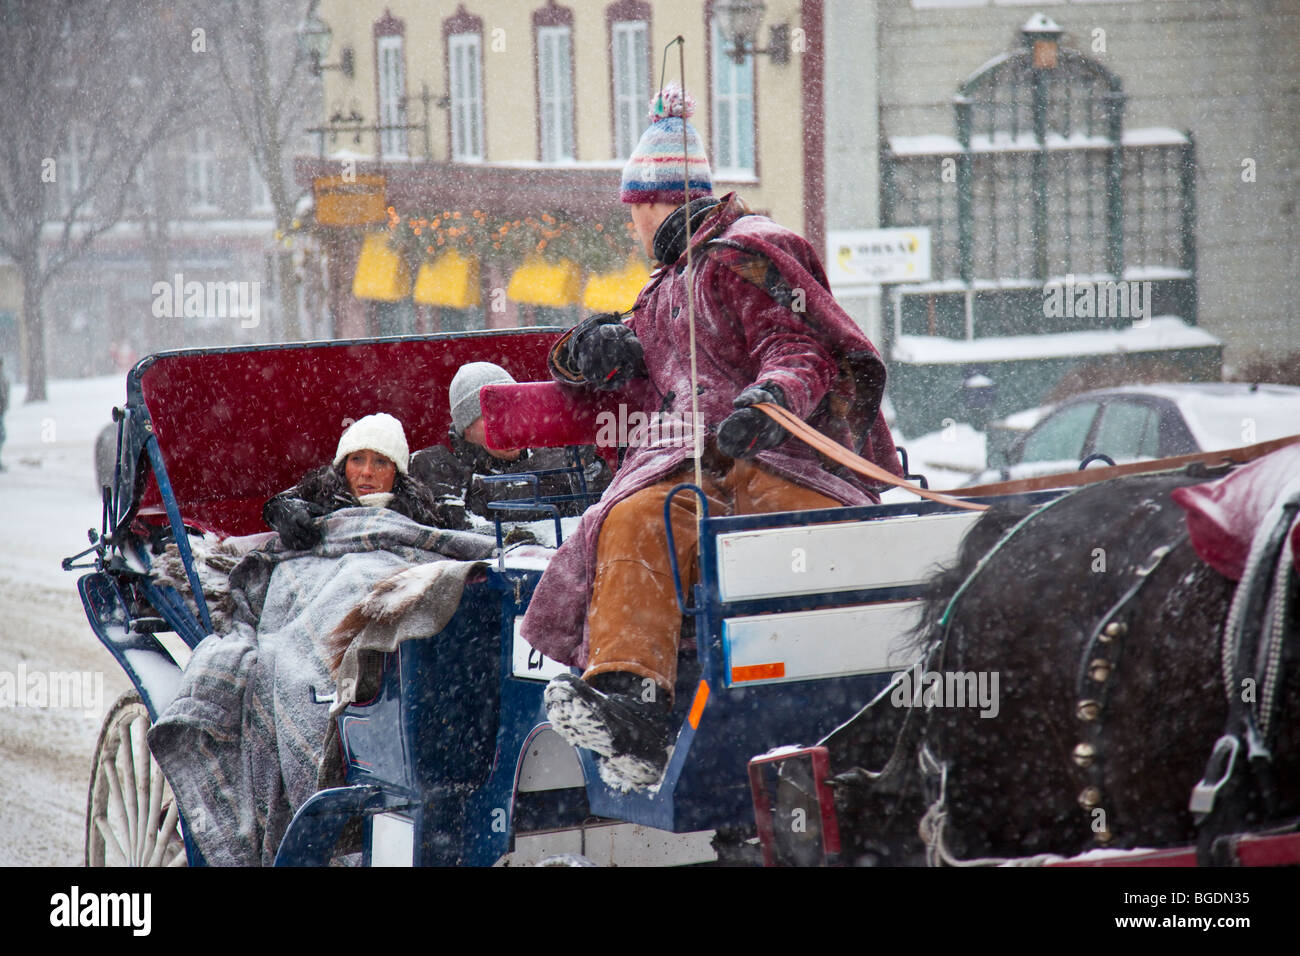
xmin=512 ymin=618 xmax=571 ymax=681
xmin=716 ymin=511 xmax=981 ymax=602
xmin=722 ymin=601 xmax=923 ymax=686
xmin=500 ymin=824 xmax=718 ymax=867
xmin=371 ymin=812 xmax=414 ymax=867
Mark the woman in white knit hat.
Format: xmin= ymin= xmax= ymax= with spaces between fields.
xmin=262 ymin=412 xmax=453 ymax=550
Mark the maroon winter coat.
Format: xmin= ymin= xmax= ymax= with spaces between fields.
xmin=520 ymin=192 xmax=901 ymax=668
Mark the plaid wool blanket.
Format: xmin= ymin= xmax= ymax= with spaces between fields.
xmin=148 ymin=508 xmax=495 ymax=866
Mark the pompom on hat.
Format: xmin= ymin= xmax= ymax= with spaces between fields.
xmin=333 ymin=412 xmax=410 ymax=475
xmin=620 ymin=84 xmax=713 ymax=205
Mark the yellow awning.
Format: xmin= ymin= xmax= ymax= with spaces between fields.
xmin=582 ymin=258 xmax=651 ymax=313
xmin=352 ymin=232 xmax=411 ymax=302
xmin=414 ymin=248 xmax=481 ymax=308
xmin=506 ymin=256 xmax=582 ymax=307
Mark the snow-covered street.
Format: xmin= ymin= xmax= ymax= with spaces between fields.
xmin=0 ymin=377 xmax=133 ymax=865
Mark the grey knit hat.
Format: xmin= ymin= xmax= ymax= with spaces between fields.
xmin=449 ymin=362 xmax=517 ymax=435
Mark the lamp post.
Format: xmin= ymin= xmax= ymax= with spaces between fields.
xmin=296 ymin=10 xmax=354 ymax=79
xmin=1021 ymin=12 xmax=1062 ymax=71
xmin=714 ymin=1 xmax=790 ymax=65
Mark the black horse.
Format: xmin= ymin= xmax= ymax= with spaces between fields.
xmin=819 ymin=466 xmax=1300 ymax=865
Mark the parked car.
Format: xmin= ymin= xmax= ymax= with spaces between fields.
xmin=969 ymin=383 xmax=1300 ymax=485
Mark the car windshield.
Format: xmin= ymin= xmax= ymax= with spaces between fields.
xmin=1091 ymin=400 xmax=1161 ymax=460
xmin=1019 ymin=401 xmax=1098 ymax=464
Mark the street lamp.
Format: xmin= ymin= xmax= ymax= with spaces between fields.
xmin=1021 ymin=12 xmax=1062 ymax=70
xmin=714 ymin=1 xmax=790 ymax=65
xmin=297 ymin=10 xmax=354 ymax=79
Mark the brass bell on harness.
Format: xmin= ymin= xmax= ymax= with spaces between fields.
xmin=1100 ymin=621 xmax=1126 ymax=642
xmin=1088 ymin=658 xmax=1111 ymax=683
xmin=1076 ymin=699 xmax=1101 ymax=721
xmin=1093 ymin=827 xmax=1114 ymax=845
xmin=1078 ymin=786 xmax=1102 ymax=809
xmin=1072 ymin=742 xmax=1096 ymax=767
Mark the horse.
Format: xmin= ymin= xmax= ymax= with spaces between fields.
xmin=820 ymin=463 xmax=1300 ymax=866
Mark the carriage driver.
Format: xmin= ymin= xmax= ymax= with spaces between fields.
xmin=519 ymin=84 xmax=902 ymax=790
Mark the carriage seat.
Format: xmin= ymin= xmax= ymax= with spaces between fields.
xmin=479 ymin=381 xmax=623 ymax=470
xmin=1172 ymin=442 xmax=1300 ymax=581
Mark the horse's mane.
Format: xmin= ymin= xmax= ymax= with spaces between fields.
xmin=903 ymin=497 xmax=1043 ymax=655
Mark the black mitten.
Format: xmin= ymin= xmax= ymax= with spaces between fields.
xmin=263 ymin=497 xmax=324 ymax=550
xmin=716 ymin=383 xmax=789 ymax=459
xmin=569 ymin=315 xmax=646 ymax=390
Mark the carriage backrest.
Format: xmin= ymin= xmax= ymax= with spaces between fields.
xmin=128 ymin=330 xmax=562 ymax=538
xmin=479 ymin=381 xmax=623 ymax=470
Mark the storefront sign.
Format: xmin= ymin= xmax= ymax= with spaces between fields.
xmin=315 ymin=174 xmax=388 ymax=227
xmin=827 ymin=227 xmax=932 ymax=285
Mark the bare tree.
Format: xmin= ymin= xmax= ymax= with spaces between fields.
xmin=0 ymin=0 xmax=199 ymax=401
xmin=206 ymin=0 xmax=318 ymax=341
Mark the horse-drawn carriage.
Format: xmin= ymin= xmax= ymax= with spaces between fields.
xmin=67 ymin=328 xmax=1300 ymax=867
xmin=69 ymin=328 xmax=1030 ymax=867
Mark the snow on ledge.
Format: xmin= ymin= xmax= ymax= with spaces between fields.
xmin=890 ymin=134 xmax=963 ymax=156
xmin=892 ymin=316 xmax=1220 ymax=364
xmin=890 ymin=127 xmax=1189 ymax=156
xmin=1122 ymin=127 xmax=1190 ymax=147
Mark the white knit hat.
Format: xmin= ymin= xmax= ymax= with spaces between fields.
xmin=449 ymin=362 xmax=517 ymax=435
xmin=333 ymin=412 xmax=410 ymax=475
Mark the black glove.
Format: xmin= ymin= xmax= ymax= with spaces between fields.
xmin=432 ymin=498 xmax=470 ymax=531
xmin=263 ymin=497 xmax=324 ymax=551
xmin=569 ymin=314 xmax=646 ymax=390
xmin=716 ymin=383 xmax=789 ymax=459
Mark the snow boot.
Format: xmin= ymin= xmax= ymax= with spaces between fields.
xmin=544 ymin=672 xmax=675 ymax=789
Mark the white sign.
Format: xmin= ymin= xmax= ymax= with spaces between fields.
xmin=512 ymin=619 xmax=570 ymax=681
xmin=827 ymin=227 xmax=931 ymax=285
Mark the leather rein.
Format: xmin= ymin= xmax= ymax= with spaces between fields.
xmin=756 ymin=402 xmax=1300 ymax=512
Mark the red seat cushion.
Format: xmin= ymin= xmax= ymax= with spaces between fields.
xmin=1171 ymin=443 xmax=1300 ymax=581
xmin=479 ymin=382 xmax=623 ymax=469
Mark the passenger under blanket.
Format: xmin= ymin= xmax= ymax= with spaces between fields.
xmin=147 ymin=507 xmax=500 ymax=865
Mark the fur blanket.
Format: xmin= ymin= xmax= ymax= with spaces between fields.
xmin=147 ymin=508 xmax=495 ymax=866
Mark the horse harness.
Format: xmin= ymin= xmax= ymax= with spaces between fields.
xmin=920 ymin=481 xmax=1192 ymax=864
xmin=1071 ymin=518 xmax=1186 ymax=849
xmin=1190 ymin=476 xmax=1300 ymax=864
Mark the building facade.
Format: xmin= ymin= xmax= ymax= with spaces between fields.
xmin=824 ymin=0 xmax=1300 ymax=435
xmin=291 ymin=1 xmax=1297 ymax=438
xmin=296 ymin=0 xmax=819 ymax=336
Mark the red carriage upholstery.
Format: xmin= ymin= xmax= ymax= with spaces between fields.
xmin=478 ymin=381 xmax=623 ymax=470
xmin=132 ymin=331 xmax=563 ymax=538
xmin=1172 ymin=442 xmax=1300 ymax=581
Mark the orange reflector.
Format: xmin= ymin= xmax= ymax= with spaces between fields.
xmin=687 ymin=680 xmax=710 ymax=729
xmin=731 ymin=662 xmax=786 ymax=684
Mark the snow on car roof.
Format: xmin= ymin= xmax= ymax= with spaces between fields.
xmin=1070 ymin=383 xmax=1300 ymax=450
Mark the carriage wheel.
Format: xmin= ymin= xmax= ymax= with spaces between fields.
xmin=85 ymin=690 xmax=187 ymax=867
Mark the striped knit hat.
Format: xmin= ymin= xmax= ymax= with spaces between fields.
xmin=620 ymin=84 xmax=713 ymax=205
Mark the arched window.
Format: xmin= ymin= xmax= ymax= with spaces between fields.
xmin=374 ymin=10 xmax=407 ymax=159
xmin=444 ymin=6 xmax=485 ymax=162
xmin=883 ymin=15 xmax=1195 ymax=336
